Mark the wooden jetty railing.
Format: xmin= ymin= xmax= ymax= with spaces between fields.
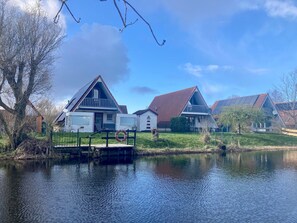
xmin=78 ymin=129 xmax=137 ymax=148
xmin=50 ymin=129 xmax=137 ymax=158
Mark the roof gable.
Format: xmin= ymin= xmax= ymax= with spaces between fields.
xmin=149 ymin=86 xmax=203 ymax=126
xmin=55 ymin=75 xmax=121 ymax=123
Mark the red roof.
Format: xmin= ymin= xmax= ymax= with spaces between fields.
xmin=149 ymin=87 xmax=197 ymax=128
xmin=254 ymin=94 xmax=267 ymax=108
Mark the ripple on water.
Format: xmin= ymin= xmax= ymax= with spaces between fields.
xmin=1 ymin=152 xmax=297 ymax=222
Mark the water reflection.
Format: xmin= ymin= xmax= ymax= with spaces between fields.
xmin=1 ymin=151 xmax=297 ymax=222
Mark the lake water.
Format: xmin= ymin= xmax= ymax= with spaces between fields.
xmin=1 ymin=151 xmax=297 ymax=222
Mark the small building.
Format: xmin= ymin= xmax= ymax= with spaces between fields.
xmin=275 ymin=102 xmax=297 ymax=129
xmin=54 ymin=75 xmax=124 ymax=132
xmin=133 ymin=108 xmax=158 ymax=131
xmin=116 ymin=114 xmax=137 ymax=130
xmin=211 ymin=93 xmax=284 ymax=132
xmin=149 ymin=86 xmax=217 ymax=131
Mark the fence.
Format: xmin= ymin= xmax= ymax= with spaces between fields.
xmin=50 ymin=129 xmax=137 ymax=148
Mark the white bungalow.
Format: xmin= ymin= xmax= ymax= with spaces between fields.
xmin=133 ymin=109 xmax=158 ymax=132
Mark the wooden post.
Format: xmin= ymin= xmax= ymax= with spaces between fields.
xmin=133 ymin=130 xmax=136 ymax=147
xmin=76 ymin=129 xmax=80 ymax=149
xmin=126 ymin=130 xmax=129 ymax=145
xmin=106 ymin=131 xmax=109 ymax=147
xmin=88 ymin=136 xmax=92 ymax=158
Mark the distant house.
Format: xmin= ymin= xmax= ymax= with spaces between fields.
xmin=149 ymin=86 xmax=217 ymax=131
xmin=133 ymin=108 xmax=158 ymax=131
xmin=211 ymin=94 xmax=284 ymax=132
xmin=275 ymin=102 xmax=297 ymax=129
xmin=54 ymin=75 xmax=124 ymax=132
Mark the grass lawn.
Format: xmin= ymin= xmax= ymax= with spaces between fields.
xmin=136 ymin=132 xmax=297 ymax=149
xmin=1 ymin=131 xmax=297 ymax=154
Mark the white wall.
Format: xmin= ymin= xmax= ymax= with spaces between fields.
xmin=138 ymin=111 xmax=157 ymax=131
xmin=116 ymin=114 xmax=137 ymax=130
xmin=64 ymin=112 xmax=94 ymax=132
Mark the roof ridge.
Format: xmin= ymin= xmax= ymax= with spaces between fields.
xmin=155 ymin=86 xmax=196 ymax=98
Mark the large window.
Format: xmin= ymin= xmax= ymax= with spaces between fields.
xmin=71 ymin=116 xmax=90 ymax=125
xmin=120 ymin=117 xmax=136 ymax=127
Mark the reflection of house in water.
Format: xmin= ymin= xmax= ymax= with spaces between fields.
xmin=283 ymin=151 xmax=297 ymax=167
xmin=152 ymin=155 xmax=214 ymax=179
xmin=217 ymin=152 xmax=285 ymax=175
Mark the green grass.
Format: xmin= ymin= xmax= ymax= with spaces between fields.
xmin=1 ymin=131 xmax=297 ymax=154
xmin=211 ymin=132 xmax=297 ymax=147
xmin=136 ymin=132 xmax=297 ymax=149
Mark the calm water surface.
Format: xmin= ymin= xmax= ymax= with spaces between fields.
xmin=1 ymin=151 xmax=297 ymax=222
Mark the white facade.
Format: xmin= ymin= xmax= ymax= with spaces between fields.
xmin=137 ymin=111 xmax=157 ymax=131
xmin=116 ymin=114 xmax=137 ymax=130
xmin=64 ymin=112 xmax=94 ymax=132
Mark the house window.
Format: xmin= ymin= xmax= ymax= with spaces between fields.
xmin=107 ymin=114 xmax=113 ymax=121
xmin=146 ymin=116 xmax=151 ymax=130
xmin=71 ymin=116 xmax=90 ymax=125
xmin=120 ymin=117 xmax=136 ymax=127
xmin=93 ymin=89 xmax=99 ymax=98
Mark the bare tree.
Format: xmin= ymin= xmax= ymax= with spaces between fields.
xmin=35 ymin=98 xmax=63 ymax=129
xmin=0 ymin=1 xmax=63 ymax=149
xmin=268 ymin=89 xmax=284 ymax=103
xmin=275 ymin=70 xmax=297 ymax=128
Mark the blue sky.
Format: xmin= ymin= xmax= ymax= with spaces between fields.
xmin=15 ymin=0 xmax=297 ymax=113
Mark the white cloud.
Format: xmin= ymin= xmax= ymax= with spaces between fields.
xmin=246 ymin=67 xmax=269 ymax=75
xmin=182 ymin=63 xmax=202 ymax=77
xmin=206 ymin=65 xmax=219 ymax=72
xmin=182 ymin=63 xmax=233 ymax=77
xmin=53 ymin=23 xmax=129 ymax=101
xmin=264 ymin=0 xmax=297 ymax=18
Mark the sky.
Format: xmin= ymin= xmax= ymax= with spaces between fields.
xmin=12 ymin=0 xmax=297 ymax=113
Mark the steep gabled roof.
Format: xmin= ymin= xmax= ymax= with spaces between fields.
xmin=133 ymin=108 xmax=158 ymax=116
xmin=148 ymin=87 xmax=198 ymax=127
xmin=211 ymin=94 xmax=268 ymax=115
xmin=55 ymin=75 xmax=122 ymax=123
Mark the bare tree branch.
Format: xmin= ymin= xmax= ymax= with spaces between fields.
xmin=57 ymin=0 xmax=165 ymax=46
xmin=54 ymin=0 xmax=80 ymax=24
xmin=123 ymin=0 xmax=166 ymax=46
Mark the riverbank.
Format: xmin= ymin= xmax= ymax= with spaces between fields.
xmin=0 ymin=132 xmax=297 ymax=160
xmin=135 ymin=145 xmax=297 ymax=156
xmin=2 ymin=146 xmax=297 ymax=160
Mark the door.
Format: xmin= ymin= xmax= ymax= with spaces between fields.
xmin=94 ymin=113 xmax=103 ymax=132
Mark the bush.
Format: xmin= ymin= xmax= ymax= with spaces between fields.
xmin=170 ymin=117 xmax=190 ymax=132
xmin=202 ymin=133 xmax=211 ymax=144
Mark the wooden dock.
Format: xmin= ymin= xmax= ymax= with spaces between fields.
xmin=51 ymin=130 xmax=136 ymax=159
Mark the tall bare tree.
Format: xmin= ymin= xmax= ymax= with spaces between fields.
xmin=0 ymin=1 xmax=63 ymax=149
